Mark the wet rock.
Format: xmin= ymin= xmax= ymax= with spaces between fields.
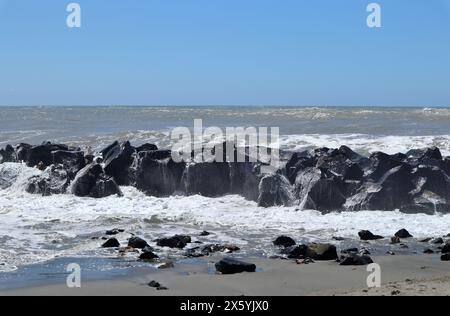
xmin=135 ymin=151 xmax=185 ymax=197
xmin=441 ymin=253 xmax=450 ymax=261
xmin=102 ymin=141 xmax=136 ymax=185
xmin=306 ymin=243 xmax=338 ymax=261
xmin=215 ymin=258 xmax=256 ymax=275
xmin=51 ymin=150 xmax=85 ymax=179
xmin=199 ymin=231 xmax=211 ymax=237
xmin=341 ymin=248 xmax=359 ymax=254
xmin=441 ymin=242 xmax=450 ymax=254
xmin=71 ymin=163 xmax=103 ymax=197
xmin=432 ymin=238 xmax=444 ymax=244
xmin=423 ymin=249 xmax=435 ymax=254
xmin=139 ymin=249 xmax=159 ymax=260
xmin=148 ymin=280 xmax=161 ymax=288
xmin=339 ymin=254 xmax=374 ymax=266
xmin=128 ymin=237 xmax=149 ymax=249
xmin=25 ymin=165 xmax=70 ymax=195
xmin=156 ymin=235 xmax=191 ymax=249
xmin=89 ymin=178 xmax=123 ymax=198
xmin=273 ymin=236 xmax=296 ymax=248
xmin=358 ymin=230 xmax=384 ymax=241
xmin=106 ymin=229 xmax=124 ymax=236
xmin=282 ymin=245 xmax=309 ymax=259
xmin=182 ymin=162 xmax=231 ymax=197
xmin=26 ymin=142 xmax=72 ymax=168
xmin=136 ymin=143 xmax=158 ymax=153
xmin=391 ymin=237 xmax=401 ymax=244
xmin=395 ymin=229 xmax=413 ymax=239
xmin=222 ymin=244 xmax=240 ymax=253
xmin=102 ymin=238 xmax=120 ymax=248
xmin=15 ymin=143 xmax=32 ymax=162
xmin=0 ymin=145 xmax=16 ymax=163
xmin=332 ymin=236 xmax=346 ymax=241
xmin=258 ymin=174 xmax=294 ymax=207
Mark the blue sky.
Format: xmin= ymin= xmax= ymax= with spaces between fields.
xmin=0 ymin=0 xmax=449 ymax=106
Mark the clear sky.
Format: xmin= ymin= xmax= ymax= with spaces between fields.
xmin=0 ymin=0 xmax=449 ymax=106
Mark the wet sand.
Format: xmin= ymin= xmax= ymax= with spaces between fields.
xmin=1 ymin=255 xmax=449 ymax=296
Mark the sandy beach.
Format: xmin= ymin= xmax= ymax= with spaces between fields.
xmin=1 ymin=254 xmax=449 ymax=296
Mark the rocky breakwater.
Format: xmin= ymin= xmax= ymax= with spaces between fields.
xmin=1 ymin=141 xmax=450 ymax=215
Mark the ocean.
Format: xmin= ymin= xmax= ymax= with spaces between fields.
xmin=1 ymin=106 xmax=450 ymax=273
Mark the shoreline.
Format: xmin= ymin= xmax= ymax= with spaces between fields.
xmin=1 ymin=254 xmax=449 ymax=296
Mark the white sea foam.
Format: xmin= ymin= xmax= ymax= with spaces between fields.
xmin=1 ymin=163 xmax=450 ymax=272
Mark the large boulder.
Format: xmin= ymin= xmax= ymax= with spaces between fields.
xmin=0 ymin=145 xmax=16 ymax=163
xmin=26 ymin=142 xmax=72 ymax=167
xmin=71 ymin=163 xmax=103 ymax=196
xmin=295 ymin=168 xmax=346 ymax=212
xmin=51 ymin=150 xmax=85 ymax=179
xmin=25 ymin=165 xmax=70 ymax=195
xmin=215 ymin=258 xmax=256 ymax=274
xmin=102 ymin=141 xmax=136 ymax=185
xmin=135 ymin=151 xmax=185 ymax=196
xmin=366 ymin=152 xmax=404 ymax=182
xmin=258 ymin=174 xmax=294 ymax=207
xmin=405 ymin=147 xmax=443 ymax=167
xmin=395 ymin=229 xmax=413 ymax=239
xmin=182 ymin=162 xmax=231 ymax=197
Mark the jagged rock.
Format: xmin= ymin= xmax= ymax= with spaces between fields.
xmin=25 ymin=165 xmax=70 ymax=195
xmin=273 ymin=236 xmax=296 ymax=248
xmin=258 ymin=174 xmax=294 ymax=207
xmin=443 ymin=157 xmax=450 ymax=176
xmin=51 ymin=150 xmax=85 ymax=179
xmin=340 ymin=254 xmax=374 ymax=266
xmin=102 ymin=141 xmax=136 ymax=185
xmin=395 ymin=229 xmax=413 ymax=239
xmin=70 ymin=163 xmax=103 ymax=197
xmin=89 ymin=178 xmax=122 ymax=198
xmin=135 ymin=151 xmax=185 ymax=196
xmin=136 ymin=143 xmax=158 ymax=153
xmin=26 ymin=142 xmax=72 ymax=167
xmin=183 ymin=162 xmax=231 ymax=197
xmin=406 ymin=147 xmax=443 ymax=166
xmin=306 ymin=243 xmax=338 ymax=261
xmin=128 ymin=237 xmax=149 ymax=249
xmin=156 ymin=235 xmax=191 ymax=249
xmin=102 ymin=238 xmax=120 ymax=248
xmin=358 ymin=230 xmax=384 ymax=241
xmin=295 ymin=168 xmax=346 ymax=211
xmin=367 ymin=152 xmax=404 ymax=182
xmin=0 ymin=145 xmax=16 ymax=163
xmin=215 ymin=258 xmax=256 ymax=274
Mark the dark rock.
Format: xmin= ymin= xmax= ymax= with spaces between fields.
xmin=15 ymin=143 xmax=32 ymax=162
xmin=339 ymin=254 xmax=374 ymax=266
xmin=341 ymin=248 xmax=358 ymax=254
xmin=282 ymin=245 xmax=309 ymax=259
xmin=441 ymin=242 xmax=450 ymax=254
xmin=222 ymin=244 xmax=240 ymax=253
xmin=103 ymin=141 xmax=136 ymax=185
xmin=273 ymin=236 xmax=296 ymax=248
xmin=332 ymin=236 xmax=346 ymax=241
xmin=71 ymin=163 xmax=103 ymax=197
xmin=51 ymin=150 xmax=85 ymax=179
xmin=395 ymin=229 xmax=413 ymax=239
xmin=156 ymin=235 xmax=191 ymax=249
xmin=433 ymin=238 xmax=444 ymax=244
xmin=148 ymin=280 xmax=161 ymax=288
xmin=102 ymin=238 xmax=120 ymax=248
xmin=157 ymin=286 xmax=169 ymax=291
xmin=441 ymin=253 xmax=450 ymax=261
xmin=358 ymin=230 xmax=384 ymax=241
xmin=182 ymin=162 xmax=231 ymax=197
xmin=391 ymin=237 xmax=401 ymax=244
xmin=306 ymin=243 xmax=338 ymax=261
xmin=106 ymin=229 xmax=124 ymax=235
xmin=136 ymin=143 xmax=158 ymax=153
xmin=135 ymin=151 xmax=185 ymax=196
xmin=367 ymin=152 xmax=404 ymax=182
xmin=25 ymin=165 xmax=70 ymax=195
xmin=139 ymin=249 xmax=159 ymax=260
xmin=89 ymin=178 xmax=123 ymax=198
xmin=0 ymin=145 xmax=16 ymax=163
xmin=423 ymin=249 xmax=435 ymax=254
xmin=295 ymin=168 xmax=346 ymax=212
xmin=199 ymin=231 xmax=211 ymax=236
xmin=406 ymin=147 xmax=443 ymax=162
xmin=258 ymin=174 xmax=294 ymax=207
xmin=215 ymin=258 xmax=256 ymax=275
xmin=128 ymin=237 xmax=149 ymax=249
xmin=26 ymin=142 xmax=70 ymax=167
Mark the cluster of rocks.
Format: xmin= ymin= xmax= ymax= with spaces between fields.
xmin=2 ymin=141 xmax=450 ymax=214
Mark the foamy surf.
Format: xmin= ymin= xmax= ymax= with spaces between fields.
xmin=1 ymin=163 xmax=450 ymax=272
